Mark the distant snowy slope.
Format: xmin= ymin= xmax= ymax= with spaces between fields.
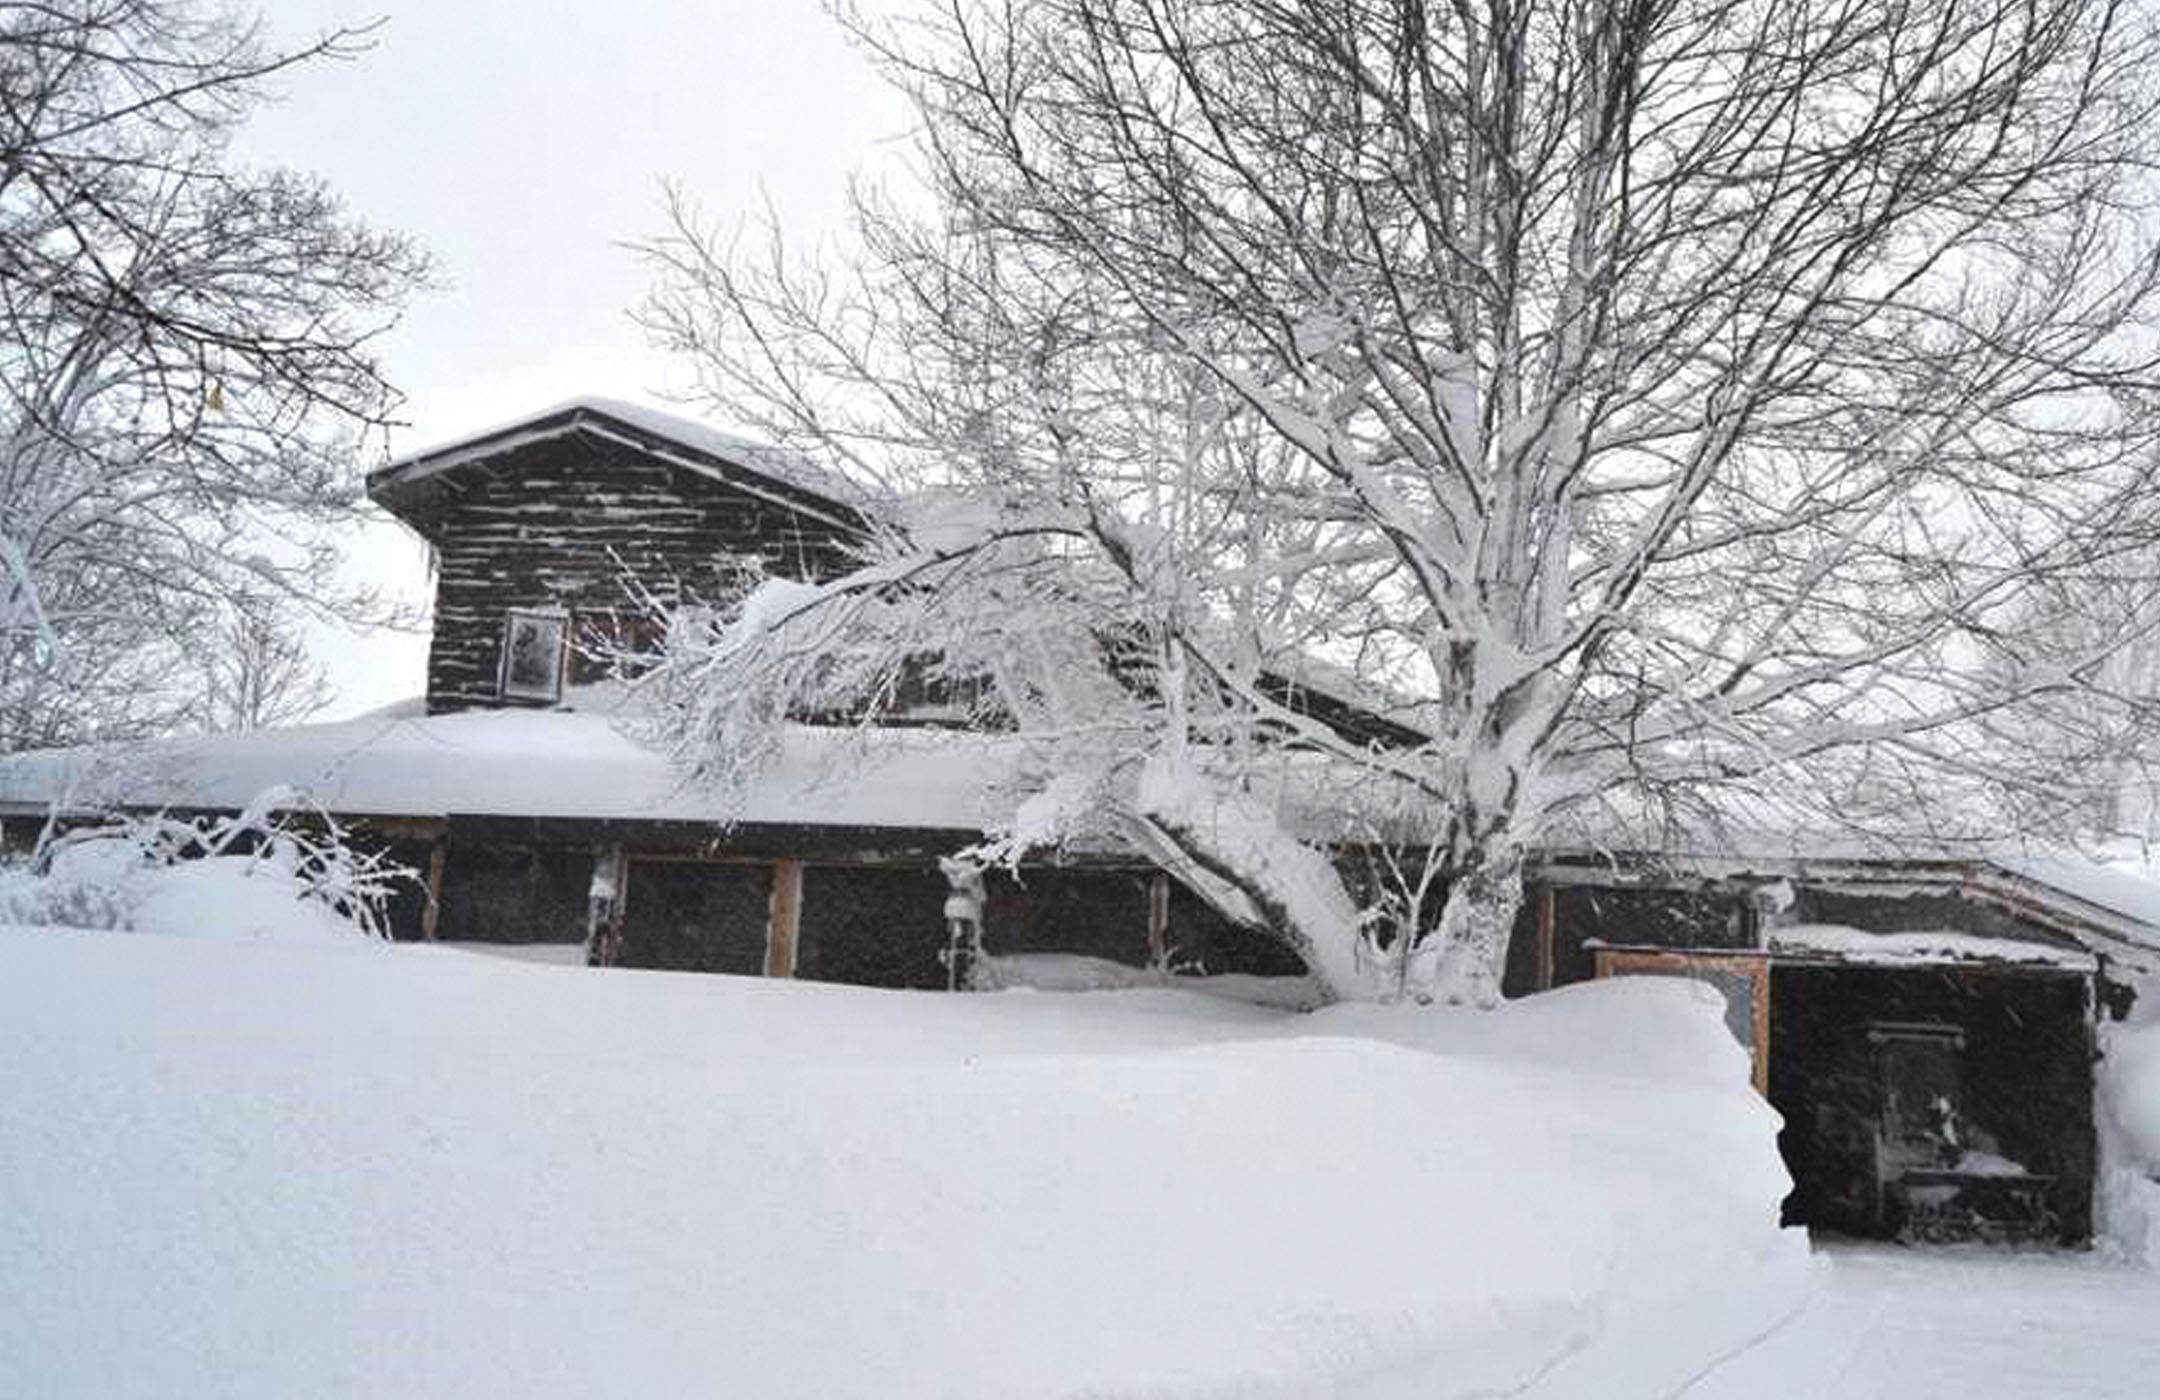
xmin=0 ymin=926 xmax=1807 ymax=1400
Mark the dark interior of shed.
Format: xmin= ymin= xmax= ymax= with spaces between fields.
xmin=1768 ymin=964 xmax=2093 ymax=1244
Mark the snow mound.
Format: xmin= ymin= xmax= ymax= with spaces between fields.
xmin=1308 ymin=975 xmax=1755 ymax=1088
xmin=0 ymin=926 xmax=1806 ymax=1399
xmin=127 ymin=856 xmax=370 ymax=944
xmin=2107 ymin=1015 xmax=2160 ymax=1169
xmin=0 ymin=806 xmax=393 ymax=943
xmin=2098 ymin=988 xmax=2160 ymax=1261
xmin=970 ymin=950 xmax=1327 ymax=1009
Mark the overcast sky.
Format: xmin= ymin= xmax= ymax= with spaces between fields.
xmin=236 ymin=2 xmax=908 ymax=716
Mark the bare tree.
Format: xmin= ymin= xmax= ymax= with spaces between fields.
xmin=0 ymin=1 xmax=429 ymax=750
xmin=642 ymin=0 xmax=2160 ymax=1004
xmin=181 ymin=593 xmax=331 ymax=733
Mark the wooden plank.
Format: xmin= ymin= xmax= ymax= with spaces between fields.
xmin=1146 ymin=872 xmax=1171 ymax=964
xmin=766 ymin=858 xmax=804 ymax=978
xmin=1754 ymin=959 xmax=1772 ymax=1098
xmin=618 ymin=850 xmax=789 ymax=868
xmin=351 ymin=814 xmax=448 ymax=840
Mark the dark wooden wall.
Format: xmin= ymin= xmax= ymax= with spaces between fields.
xmin=421 ymin=430 xmax=864 ymax=712
xmin=435 ymin=842 xmax=594 ymax=944
xmin=983 ymin=868 xmax=1157 ymax=967
xmin=618 ymin=859 xmax=771 ymax=973
xmin=1546 ymin=882 xmax=1754 ymax=986
xmin=798 ymin=865 xmax=954 ymax=989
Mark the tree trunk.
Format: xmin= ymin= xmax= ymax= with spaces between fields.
xmin=1127 ymin=750 xmax=1382 ymax=1001
xmin=1421 ymin=847 xmax=1527 ymax=1008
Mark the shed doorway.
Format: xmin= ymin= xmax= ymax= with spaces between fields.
xmin=1767 ymin=964 xmax=2094 ymax=1244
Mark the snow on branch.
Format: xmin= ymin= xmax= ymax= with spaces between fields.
xmin=637 ymin=0 xmax=2160 ymax=1002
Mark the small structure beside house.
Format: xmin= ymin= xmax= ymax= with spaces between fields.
xmin=1 ymin=395 xmax=2152 ymax=1248
xmin=1504 ymin=850 xmax=2154 ymax=1245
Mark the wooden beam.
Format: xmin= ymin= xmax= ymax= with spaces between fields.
xmin=766 ymin=859 xmax=803 ymax=978
xmin=1755 ymin=963 xmax=1773 ymax=1099
xmin=353 ymin=814 xmax=448 ymax=841
xmin=1535 ymin=882 xmax=1556 ymax=991
xmin=587 ymin=845 xmax=627 ymax=968
xmin=1146 ymin=872 xmax=1171 ymax=965
xmin=419 ymin=838 xmax=447 ymax=942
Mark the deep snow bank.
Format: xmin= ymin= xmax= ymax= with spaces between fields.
xmin=2105 ymin=1011 xmax=2160 ymax=1168
xmin=2100 ymin=992 xmax=2160 ymax=1260
xmin=0 ymin=927 xmax=1805 ymax=1399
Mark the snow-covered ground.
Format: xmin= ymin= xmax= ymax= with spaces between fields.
xmin=1683 ymin=1243 xmax=2160 ymax=1399
xmin=0 ymin=920 xmax=1808 ymax=1399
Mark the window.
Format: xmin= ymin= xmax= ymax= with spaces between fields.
xmin=499 ymin=607 xmax=569 ymax=703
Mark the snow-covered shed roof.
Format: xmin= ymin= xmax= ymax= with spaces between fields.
xmin=1765 ymin=924 xmax=2099 ymax=973
xmin=367 ymin=396 xmax=872 ymax=542
xmin=1539 ymin=837 xmax=2160 ymax=976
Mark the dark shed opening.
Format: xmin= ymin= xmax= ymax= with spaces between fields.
xmin=437 ymin=843 xmax=593 ymax=945
xmin=1769 ymin=964 xmax=2094 ymax=1245
xmin=617 ymin=859 xmax=771 ymax=974
xmin=796 ymin=864 xmax=952 ymax=990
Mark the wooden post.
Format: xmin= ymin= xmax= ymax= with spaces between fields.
xmin=419 ymin=838 xmax=448 ymax=942
xmin=1753 ymin=962 xmax=1773 ymax=1098
xmin=1146 ymin=872 xmax=1171 ymax=965
xmin=766 ymin=859 xmax=803 ymax=978
xmin=586 ymin=846 xmax=627 ymax=967
xmin=1535 ymin=883 xmax=1556 ymax=991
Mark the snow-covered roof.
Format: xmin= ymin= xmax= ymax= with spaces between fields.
xmin=1767 ymin=923 xmax=2098 ymax=973
xmin=1540 ymin=839 xmax=2160 ymax=975
xmin=9 ymin=703 xmax=2159 ymax=969
xmin=0 ymin=709 xmax=1016 ymax=833
xmin=367 ymin=396 xmax=872 ymax=537
xmin=0 ymin=705 xmax=1413 ymax=851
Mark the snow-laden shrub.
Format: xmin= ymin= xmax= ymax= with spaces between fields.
xmin=0 ymin=787 xmax=409 ymax=941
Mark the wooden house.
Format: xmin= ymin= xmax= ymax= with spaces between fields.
xmin=2 ymin=395 xmax=2154 ymax=1247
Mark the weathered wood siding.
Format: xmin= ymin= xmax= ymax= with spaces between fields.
xmin=982 ymin=868 xmax=1156 ymax=966
xmin=1547 ymin=882 xmax=1756 ymax=985
xmin=421 ymin=430 xmax=864 ymax=713
xmin=617 ymin=858 xmax=772 ymax=973
xmin=435 ymin=842 xmax=594 ymax=944
xmin=797 ymin=864 xmax=955 ymax=989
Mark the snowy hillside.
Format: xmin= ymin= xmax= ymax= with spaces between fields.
xmin=0 ymin=924 xmax=1806 ymax=1399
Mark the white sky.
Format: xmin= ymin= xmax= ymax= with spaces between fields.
xmin=234 ymin=2 xmax=908 ymax=717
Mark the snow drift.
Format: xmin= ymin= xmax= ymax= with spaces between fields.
xmin=2100 ymin=988 xmax=2160 ymax=1261
xmin=0 ymin=924 xmax=1806 ymax=1399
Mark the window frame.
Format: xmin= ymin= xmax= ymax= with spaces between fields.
xmin=498 ymin=606 xmax=570 ymax=703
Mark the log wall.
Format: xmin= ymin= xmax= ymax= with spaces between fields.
xmin=420 ymin=430 xmax=863 ymax=712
